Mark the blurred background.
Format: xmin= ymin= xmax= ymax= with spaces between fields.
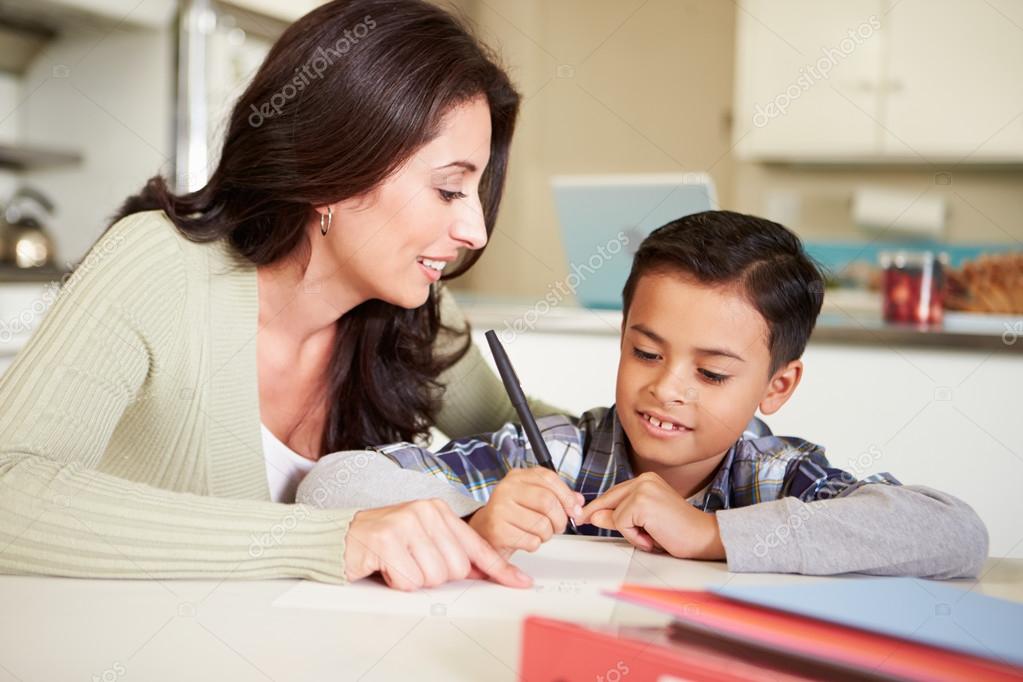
xmin=0 ymin=0 xmax=1020 ymax=556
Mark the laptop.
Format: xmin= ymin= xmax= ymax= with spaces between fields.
xmin=551 ymin=173 xmax=718 ymax=309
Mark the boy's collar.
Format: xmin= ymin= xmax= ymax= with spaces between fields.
xmin=700 ymin=416 xmax=771 ymax=511
xmin=602 ymin=405 xmax=635 ymax=482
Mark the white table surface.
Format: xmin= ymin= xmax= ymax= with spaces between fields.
xmin=1 ymin=540 xmax=1020 ymax=682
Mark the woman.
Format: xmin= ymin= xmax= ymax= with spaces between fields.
xmin=0 ymin=0 xmax=557 ymax=591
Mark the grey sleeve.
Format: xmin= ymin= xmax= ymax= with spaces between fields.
xmin=716 ymin=484 xmax=989 ymax=579
xmin=296 ymin=450 xmax=484 ymax=518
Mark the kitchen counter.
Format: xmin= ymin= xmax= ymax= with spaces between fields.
xmin=453 ymin=292 xmax=1023 ymax=354
xmin=811 ymin=311 xmax=1022 ymax=352
xmin=0 ymin=264 xmax=69 ymax=283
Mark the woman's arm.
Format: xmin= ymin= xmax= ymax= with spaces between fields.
xmin=0 ymin=216 xmax=355 ymax=582
xmin=433 ymin=288 xmax=569 ymax=438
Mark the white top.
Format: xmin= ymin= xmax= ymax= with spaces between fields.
xmin=261 ymin=423 xmax=316 ymax=503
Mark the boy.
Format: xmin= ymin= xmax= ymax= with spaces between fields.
xmin=301 ymin=211 xmax=988 ymax=578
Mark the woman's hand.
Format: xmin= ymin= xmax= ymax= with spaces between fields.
xmin=344 ymin=498 xmax=534 ymax=591
xmin=578 ymin=472 xmax=725 ymax=560
xmin=467 ymin=468 xmax=583 ymax=558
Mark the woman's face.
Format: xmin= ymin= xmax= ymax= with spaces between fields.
xmin=321 ymin=96 xmax=493 ymax=309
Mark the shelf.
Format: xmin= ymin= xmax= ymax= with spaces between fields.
xmin=0 ymin=142 xmax=82 ymax=171
xmin=0 ymin=0 xmax=174 ymax=34
xmin=0 ymin=264 xmax=68 ymax=283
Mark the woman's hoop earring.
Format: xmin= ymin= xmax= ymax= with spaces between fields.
xmin=320 ymin=207 xmax=333 ymax=236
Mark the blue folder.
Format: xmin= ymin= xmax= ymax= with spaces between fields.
xmin=714 ymin=577 xmax=1023 ymax=667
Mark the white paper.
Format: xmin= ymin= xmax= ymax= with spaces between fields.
xmin=273 ymin=536 xmax=634 ymax=622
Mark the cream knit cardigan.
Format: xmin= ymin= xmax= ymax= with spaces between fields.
xmin=0 ymin=210 xmax=548 ymax=583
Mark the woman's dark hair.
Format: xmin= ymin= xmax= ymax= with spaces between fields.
xmin=112 ymin=0 xmax=520 ymax=452
xmin=621 ymin=210 xmax=825 ymax=373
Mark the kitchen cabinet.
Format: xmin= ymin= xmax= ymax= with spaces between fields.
xmin=0 ymin=0 xmax=176 ymax=30
xmin=219 ymin=0 xmax=327 ymax=23
xmin=733 ymin=0 xmax=1023 ymax=163
xmin=881 ymin=0 xmax=1023 ymax=160
xmin=733 ymin=0 xmax=884 ymax=159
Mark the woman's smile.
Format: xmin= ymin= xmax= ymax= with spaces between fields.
xmin=416 ymin=256 xmax=449 ymax=282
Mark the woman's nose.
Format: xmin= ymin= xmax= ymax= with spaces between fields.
xmin=451 ymin=199 xmax=488 ymax=250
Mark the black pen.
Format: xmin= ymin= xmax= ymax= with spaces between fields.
xmin=484 ymin=330 xmax=580 ymax=533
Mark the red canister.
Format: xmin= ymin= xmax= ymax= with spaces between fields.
xmin=879 ymin=251 xmax=948 ymax=325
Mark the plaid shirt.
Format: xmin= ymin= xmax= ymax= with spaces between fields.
xmin=374 ymin=406 xmax=900 ymax=536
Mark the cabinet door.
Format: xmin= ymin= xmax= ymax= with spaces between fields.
xmin=38 ymin=0 xmax=175 ymax=28
xmin=882 ymin=0 xmax=1023 ymax=160
xmin=220 ymin=0 xmax=327 ymax=22
xmin=734 ymin=0 xmax=885 ymax=160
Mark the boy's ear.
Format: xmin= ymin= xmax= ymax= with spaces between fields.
xmin=759 ymin=359 xmax=803 ymax=416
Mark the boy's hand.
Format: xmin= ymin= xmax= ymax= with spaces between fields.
xmin=578 ymin=472 xmax=726 ymax=560
xmin=468 ymin=468 xmax=584 ymax=558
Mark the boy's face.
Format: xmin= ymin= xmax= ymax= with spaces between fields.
xmin=615 ymin=271 xmax=790 ymax=474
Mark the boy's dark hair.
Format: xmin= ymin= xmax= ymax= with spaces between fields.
xmin=621 ymin=210 xmax=825 ymax=373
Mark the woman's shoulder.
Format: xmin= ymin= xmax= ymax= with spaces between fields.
xmin=53 ymin=211 xmax=188 ymax=309
xmin=94 ymin=210 xmax=190 ymax=269
xmin=65 ymin=209 xmax=243 ymax=307
xmin=103 ymin=210 xmax=194 ymax=256
xmin=100 ymin=210 xmax=249 ymax=274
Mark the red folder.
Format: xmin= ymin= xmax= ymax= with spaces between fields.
xmin=520 ymin=616 xmax=853 ymax=682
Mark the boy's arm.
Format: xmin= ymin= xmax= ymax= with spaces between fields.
xmin=299 ymin=416 xmax=587 ymax=561
xmin=716 ymin=483 xmax=989 ymax=579
xmin=368 ymin=421 xmax=586 ymax=556
xmin=296 ymin=448 xmax=485 ymax=517
xmin=411 ymin=416 xmax=584 ymax=504
xmin=378 ymin=435 xmax=514 ymax=505
xmin=308 ymin=415 xmax=580 ymax=513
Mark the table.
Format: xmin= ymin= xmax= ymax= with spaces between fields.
xmin=1 ymin=542 xmax=1020 ymax=682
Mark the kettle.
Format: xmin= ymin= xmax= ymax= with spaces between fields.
xmin=1 ymin=186 xmax=57 ymax=268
